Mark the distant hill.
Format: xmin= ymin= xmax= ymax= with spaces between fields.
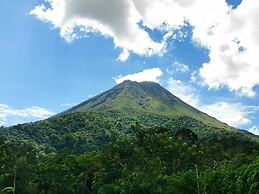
xmin=0 ymin=80 xmax=258 ymax=153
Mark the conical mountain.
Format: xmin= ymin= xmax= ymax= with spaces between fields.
xmin=2 ymin=80 xmax=258 ymax=153
xmin=63 ymin=80 xmax=227 ymax=128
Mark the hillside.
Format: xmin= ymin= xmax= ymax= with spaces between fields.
xmin=0 ymin=81 xmax=259 ymax=194
xmin=64 ymin=80 xmax=229 ymax=128
xmin=0 ymin=80 xmax=257 ymax=153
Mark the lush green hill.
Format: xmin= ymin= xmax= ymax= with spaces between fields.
xmin=64 ymin=80 xmax=229 ymax=128
xmin=0 ymin=80 xmax=258 ymax=194
xmin=0 ymin=81 xmax=258 ymax=153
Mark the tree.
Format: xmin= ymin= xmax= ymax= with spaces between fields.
xmin=0 ymin=139 xmax=39 ymax=194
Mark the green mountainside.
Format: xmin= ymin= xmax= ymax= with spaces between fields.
xmin=64 ymin=80 xmax=228 ymax=128
xmin=0 ymin=80 xmax=257 ymax=153
xmin=0 ymin=80 xmax=258 ymax=193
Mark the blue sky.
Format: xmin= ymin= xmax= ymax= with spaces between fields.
xmin=1 ymin=0 xmax=259 ymax=135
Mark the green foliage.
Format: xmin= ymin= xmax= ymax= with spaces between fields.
xmin=0 ymin=125 xmax=258 ymax=194
xmin=1 ymin=110 xmax=257 ymax=155
xmin=0 ymin=138 xmax=39 ymax=194
xmin=201 ymin=156 xmax=259 ymax=194
xmin=34 ymin=152 xmax=101 ymax=194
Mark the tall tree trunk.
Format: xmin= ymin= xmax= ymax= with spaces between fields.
xmin=195 ymin=164 xmax=200 ymax=194
xmin=13 ymin=167 xmax=16 ymax=194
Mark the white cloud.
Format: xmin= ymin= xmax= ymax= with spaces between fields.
xmin=167 ymin=77 xmax=256 ymax=127
xmin=173 ymin=62 xmax=189 ymax=73
xmin=166 ymin=61 xmax=190 ymax=76
xmin=87 ymin=94 xmax=94 ymax=99
xmin=190 ymin=71 xmax=199 ymax=83
xmin=167 ymin=78 xmax=199 ymax=108
xmin=29 ymin=0 xmax=228 ymax=60
xmin=197 ymin=1 xmax=259 ymax=97
xmin=248 ymin=126 xmax=259 ymax=136
xmin=30 ymin=0 xmax=165 ymax=59
xmin=114 ymin=68 xmax=163 ymax=84
xmin=30 ymin=0 xmax=259 ymax=96
xmin=117 ymin=49 xmax=130 ymax=62
xmin=0 ymin=104 xmax=55 ymax=126
xmin=60 ymin=102 xmax=78 ymax=108
xmin=202 ymin=102 xmax=251 ymax=127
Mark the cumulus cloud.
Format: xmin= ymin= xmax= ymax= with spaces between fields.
xmin=248 ymin=126 xmax=259 ymax=136
xmin=114 ymin=68 xmax=163 ymax=84
xmin=30 ymin=0 xmax=259 ymax=96
xmin=29 ymin=0 xmax=228 ymax=60
xmin=0 ymin=104 xmax=55 ymax=126
xmin=167 ymin=78 xmax=256 ymax=127
xmin=202 ymin=102 xmax=251 ymax=127
xmin=198 ymin=1 xmax=259 ymax=97
xmin=30 ymin=0 xmax=165 ymax=59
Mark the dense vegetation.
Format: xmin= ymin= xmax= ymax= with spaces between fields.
xmin=0 ymin=123 xmax=258 ymax=194
xmin=1 ymin=81 xmax=258 ymax=193
xmin=1 ymin=110 xmax=257 ymax=154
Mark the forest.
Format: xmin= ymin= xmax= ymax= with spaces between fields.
xmin=0 ymin=121 xmax=258 ymax=194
